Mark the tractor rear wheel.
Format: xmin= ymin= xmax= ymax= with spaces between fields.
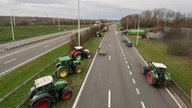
xmin=147 ymin=72 xmax=156 ymax=86
xmin=75 ymin=54 xmax=82 ymax=60
xmin=32 ymin=98 xmax=51 ymax=108
xmin=57 ymin=68 xmax=69 ymax=78
xmin=75 ymin=65 xmax=82 ymax=74
xmin=86 ymin=53 xmax=92 ymax=58
xmin=61 ymin=87 xmax=73 ymax=100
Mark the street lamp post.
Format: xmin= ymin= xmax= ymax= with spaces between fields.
xmin=136 ymin=15 xmax=140 ymax=46
xmin=78 ymin=0 xmax=81 ymax=46
xmin=10 ymin=12 xmax=15 ymax=40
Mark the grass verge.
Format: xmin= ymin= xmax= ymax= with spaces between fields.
xmin=0 ymin=25 xmax=88 ymax=44
xmin=129 ymin=36 xmax=192 ymax=96
xmin=0 ymin=37 xmax=102 ymax=108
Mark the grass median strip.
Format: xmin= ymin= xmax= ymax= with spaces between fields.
xmin=129 ymin=36 xmax=191 ymax=96
xmin=0 ymin=37 xmax=102 ymax=108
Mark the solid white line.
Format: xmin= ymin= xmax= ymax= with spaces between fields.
xmin=136 ymin=88 xmax=140 ymax=95
xmin=108 ymin=90 xmax=111 ymax=108
xmin=127 ymin=65 xmax=130 ymax=69
xmin=165 ymin=88 xmax=182 ymax=108
xmin=0 ymin=36 xmax=66 ymax=59
xmin=141 ymin=101 xmax=146 ymax=108
xmin=124 ymin=57 xmax=126 ymax=60
xmin=109 ymin=56 xmax=111 ymax=61
xmin=132 ymin=78 xmax=136 ymax=84
xmin=133 ymin=46 xmax=182 ymax=108
xmin=125 ymin=61 xmax=128 ymax=64
xmin=0 ymin=41 xmax=70 ymax=77
xmin=72 ymin=35 xmax=105 ymax=108
xmin=3 ymin=58 xmax=16 ymax=64
xmin=129 ymin=71 xmax=132 ymax=75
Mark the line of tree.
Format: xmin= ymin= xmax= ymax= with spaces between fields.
xmin=120 ymin=8 xmax=192 ymax=29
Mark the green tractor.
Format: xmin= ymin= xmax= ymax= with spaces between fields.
xmin=56 ymin=56 xmax=82 ymax=78
xmin=142 ymin=62 xmax=171 ymax=86
xmin=29 ymin=76 xmax=72 ymax=108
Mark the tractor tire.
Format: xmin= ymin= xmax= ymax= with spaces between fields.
xmin=147 ymin=72 xmax=156 ymax=86
xmin=32 ymin=98 xmax=51 ymax=108
xmin=164 ymin=80 xmax=171 ymax=87
xmin=75 ymin=65 xmax=82 ymax=74
xmin=142 ymin=67 xmax=149 ymax=75
xmin=57 ymin=68 xmax=69 ymax=78
xmin=86 ymin=53 xmax=92 ymax=58
xmin=61 ymin=87 xmax=73 ymax=101
xmin=75 ymin=54 xmax=82 ymax=60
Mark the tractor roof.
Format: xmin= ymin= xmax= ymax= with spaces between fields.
xmin=59 ymin=56 xmax=72 ymax=61
xmin=74 ymin=46 xmax=83 ymax=50
xmin=152 ymin=62 xmax=167 ymax=68
xmin=34 ymin=76 xmax=53 ymax=88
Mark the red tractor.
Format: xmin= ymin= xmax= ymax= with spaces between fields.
xmin=71 ymin=46 xmax=92 ymax=60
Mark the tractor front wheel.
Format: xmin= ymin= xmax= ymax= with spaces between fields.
xmin=32 ymin=98 xmax=51 ymax=108
xmin=61 ymin=88 xmax=73 ymax=100
xmin=147 ymin=72 xmax=156 ymax=86
xmin=57 ymin=68 xmax=69 ymax=78
xmin=75 ymin=54 xmax=82 ymax=60
xmin=75 ymin=65 xmax=82 ymax=74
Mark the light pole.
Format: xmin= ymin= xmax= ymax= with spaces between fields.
xmin=10 ymin=11 xmax=15 ymax=40
xmin=77 ymin=0 xmax=81 ymax=46
xmin=136 ymin=15 xmax=140 ymax=46
xmin=58 ymin=18 xmax=60 ymax=31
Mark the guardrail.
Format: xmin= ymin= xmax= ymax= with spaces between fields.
xmin=169 ymin=80 xmax=191 ymax=108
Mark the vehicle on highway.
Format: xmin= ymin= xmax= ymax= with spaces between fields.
xmin=142 ymin=62 xmax=171 ymax=86
xmin=29 ymin=76 xmax=72 ymax=108
xmin=126 ymin=41 xmax=132 ymax=47
xmin=56 ymin=56 xmax=82 ymax=78
xmin=71 ymin=46 xmax=92 ymax=60
xmin=96 ymin=31 xmax=102 ymax=37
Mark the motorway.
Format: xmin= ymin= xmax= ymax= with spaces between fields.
xmin=73 ymin=24 xmax=183 ymax=108
xmin=0 ymin=28 xmax=88 ymax=77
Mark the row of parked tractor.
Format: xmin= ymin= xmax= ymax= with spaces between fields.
xmin=121 ymin=31 xmax=172 ymax=87
xmin=28 ymin=46 xmax=92 ymax=108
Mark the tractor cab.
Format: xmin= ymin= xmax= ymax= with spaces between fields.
xmin=151 ymin=62 xmax=167 ymax=74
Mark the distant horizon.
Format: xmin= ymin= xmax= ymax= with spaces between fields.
xmin=0 ymin=0 xmax=191 ymax=20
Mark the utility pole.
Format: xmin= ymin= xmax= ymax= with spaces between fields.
xmin=58 ymin=18 xmax=60 ymax=31
xmin=78 ymin=0 xmax=81 ymax=46
xmin=127 ymin=17 xmax=129 ymax=30
xmin=136 ymin=15 xmax=140 ymax=46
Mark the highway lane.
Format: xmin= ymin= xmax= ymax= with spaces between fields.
xmin=73 ymin=24 xmax=182 ymax=108
xmin=0 ymin=34 xmax=70 ymax=76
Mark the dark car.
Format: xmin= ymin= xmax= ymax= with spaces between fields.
xmin=126 ymin=41 xmax=132 ymax=47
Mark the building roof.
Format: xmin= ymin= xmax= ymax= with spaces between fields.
xmin=75 ymin=46 xmax=83 ymax=50
xmin=152 ymin=62 xmax=167 ymax=68
xmin=34 ymin=76 xmax=53 ymax=88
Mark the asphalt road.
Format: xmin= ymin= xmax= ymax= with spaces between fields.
xmin=0 ymin=28 xmax=88 ymax=77
xmin=73 ymin=24 xmax=183 ymax=108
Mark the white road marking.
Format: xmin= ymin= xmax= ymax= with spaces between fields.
xmin=124 ymin=57 xmax=126 ymax=60
xmin=123 ymin=54 xmax=125 ymax=56
xmin=136 ymin=88 xmax=140 ymax=95
xmin=141 ymin=101 xmax=146 ymax=108
xmin=0 ymin=36 xmax=66 ymax=59
xmin=109 ymin=56 xmax=111 ymax=61
xmin=127 ymin=65 xmax=130 ymax=69
xmin=132 ymin=78 xmax=136 ymax=84
xmin=0 ymin=41 xmax=70 ymax=77
xmin=43 ymin=45 xmax=50 ymax=48
xmin=72 ymin=35 xmax=105 ymax=108
xmin=108 ymin=90 xmax=111 ymax=108
xmin=3 ymin=58 xmax=16 ymax=64
xmin=109 ymin=44 xmax=111 ymax=47
xmin=125 ymin=61 xmax=128 ymax=64
xmin=133 ymin=47 xmax=182 ymax=108
xmin=165 ymin=88 xmax=182 ymax=108
xmin=129 ymin=71 xmax=132 ymax=75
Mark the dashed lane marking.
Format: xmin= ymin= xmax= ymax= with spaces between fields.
xmin=127 ymin=65 xmax=130 ymax=69
xmin=129 ymin=71 xmax=132 ymax=75
xmin=136 ymin=88 xmax=140 ymax=95
xmin=132 ymin=78 xmax=136 ymax=84
xmin=108 ymin=90 xmax=111 ymax=108
xmin=124 ymin=57 xmax=126 ymax=60
xmin=141 ymin=101 xmax=146 ymax=108
xmin=3 ymin=58 xmax=16 ymax=64
xmin=109 ymin=56 xmax=111 ymax=61
xmin=125 ymin=61 xmax=128 ymax=64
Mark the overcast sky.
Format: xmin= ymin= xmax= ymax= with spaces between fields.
xmin=0 ymin=0 xmax=191 ymax=20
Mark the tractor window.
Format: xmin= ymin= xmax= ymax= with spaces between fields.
xmin=61 ymin=61 xmax=66 ymax=66
xmin=158 ymin=68 xmax=166 ymax=74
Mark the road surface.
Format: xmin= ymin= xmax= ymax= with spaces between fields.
xmin=73 ymin=24 xmax=183 ymax=108
xmin=0 ymin=28 xmax=88 ymax=77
